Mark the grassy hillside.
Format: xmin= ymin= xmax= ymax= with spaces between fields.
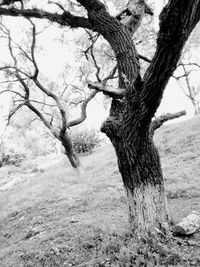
xmin=0 ymin=115 xmax=200 ymax=266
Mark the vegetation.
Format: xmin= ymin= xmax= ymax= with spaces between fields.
xmin=0 ymin=116 xmax=200 ymax=266
xmin=71 ymin=128 xmax=102 ymax=154
xmin=0 ymin=152 xmax=26 ymax=167
xmin=0 ymin=0 xmax=200 ymax=236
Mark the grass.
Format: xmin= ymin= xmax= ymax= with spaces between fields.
xmin=0 ymin=115 xmax=200 ymax=266
xmin=155 ymin=115 xmax=200 ymax=200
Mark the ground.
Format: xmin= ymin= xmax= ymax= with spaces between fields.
xmin=0 ymin=115 xmax=200 ymax=266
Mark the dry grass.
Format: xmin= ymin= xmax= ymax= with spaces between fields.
xmin=154 ymin=114 xmax=200 ymax=198
xmin=0 ymin=115 xmax=200 ymax=266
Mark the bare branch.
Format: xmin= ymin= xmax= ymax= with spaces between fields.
xmin=0 ymin=7 xmax=93 ymax=29
xmin=25 ymin=101 xmax=59 ymax=138
xmin=150 ymin=110 xmax=186 ymax=136
xmin=32 ymin=79 xmax=67 ymax=134
xmin=103 ymin=65 xmax=118 ymax=83
xmin=7 ymin=102 xmax=25 ymax=125
xmin=138 ymin=53 xmax=151 ymax=63
xmin=15 ymin=72 xmax=30 ymax=98
xmin=90 ymin=43 xmax=101 ymax=82
xmin=173 ymin=78 xmax=190 ymax=98
xmin=0 ymin=88 xmax=24 ymax=98
xmin=0 ymin=66 xmax=32 ymax=78
xmin=48 ymin=1 xmax=66 ymax=12
xmin=26 ymin=99 xmax=58 ymax=108
xmin=0 ymin=78 xmax=28 ymax=84
xmin=67 ymin=90 xmax=98 ymax=127
xmin=0 ymin=22 xmax=32 ymax=61
xmin=28 ymin=19 xmax=39 ymax=79
xmin=87 ymin=80 xmax=125 ymax=96
xmin=177 ymin=62 xmax=200 ymax=69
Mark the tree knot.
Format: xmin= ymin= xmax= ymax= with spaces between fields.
xmin=101 ymin=116 xmax=122 ymax=139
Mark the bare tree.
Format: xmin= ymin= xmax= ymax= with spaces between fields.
xmin=174 ymin=62 xmax=200 ymax=114
xmin=0 ymin=20 xmax=102 ymax=171
xmin=0 ymin=0 xmax=199 ymax=234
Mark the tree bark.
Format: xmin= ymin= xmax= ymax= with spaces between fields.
xmin=89 ymin=5 xmax=169 ymax=233
xmin=194 ymin=100 xmax=200 ymax=115
xmin=1 ymin=0 xmax=200 ymax=234
xmin=113 ymin=133 xmax=169 ymax=233
xmin=59 ymin=132 xmax=81 ymax=169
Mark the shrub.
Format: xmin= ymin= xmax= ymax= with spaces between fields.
xmin=71 ymin=128 xmax=101 ymax=154
xmin=0 ymin=152 xmax=26 ymax=167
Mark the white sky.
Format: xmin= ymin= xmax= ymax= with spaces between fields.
xmin=0 ymin=1 xmax=200 ymax=134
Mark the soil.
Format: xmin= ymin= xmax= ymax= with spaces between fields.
xmin=0 ymin=149 xmax=200 ymax=267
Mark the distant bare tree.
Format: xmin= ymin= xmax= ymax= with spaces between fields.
xmin=174 ymin=62 xmax=200 ymax=114
xmin=0 ymin=20 xmax=110 ymax=171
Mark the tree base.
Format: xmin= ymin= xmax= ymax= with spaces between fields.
xmin=126 ymin=183 xmax=169 ymax=234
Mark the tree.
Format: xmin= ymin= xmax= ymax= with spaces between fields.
xmin=172 ymin=23 xmax=200 ymax=114
xmin=0 ymin=0 xmax=200 ymax=234
xmin=0 ymin=19 xmax=105 ymax=171
xmin=174 ymin=61 xmax=200 ymax=115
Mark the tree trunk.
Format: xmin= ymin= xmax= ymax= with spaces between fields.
xmin=111 ymin=130 xmax=169 ymax=233
xmin=194 ymin=100 xmax=200 ymax=115
xmin=59 ymin=132 xmax=82 ymax=171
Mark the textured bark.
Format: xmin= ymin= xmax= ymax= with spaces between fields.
xmin=83 ymin=0 xmax=200 ymax=233
xmin=126 ymin=184 xmax=168 ymax=232
xmin=150 ymin=110 xmax=186 ymax=137
xmin=59 ymin=132 xmax=81 ymax=169
xmin=141 ymin=0 xmax=200 ymax=122
xmin=110 ymin=131 xmax=169 ymax=233
xmin=1 ymin=0 xmax=200 ymax=234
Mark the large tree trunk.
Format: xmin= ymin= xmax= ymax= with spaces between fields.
xmin=107 ymin=126 xmax=169 ymax=233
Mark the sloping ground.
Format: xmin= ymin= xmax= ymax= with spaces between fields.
xmin=0 ymin=115 xmax=200 ymax=266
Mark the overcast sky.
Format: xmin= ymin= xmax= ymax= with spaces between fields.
xmin=0 ymin=1 xmax=199 ymax=134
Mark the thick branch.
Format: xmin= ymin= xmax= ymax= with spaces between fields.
xmin=141 ymin=0 xmax=200 ymax=122
xmin=76 ymin=0 xmax=106 ymax=12
xmin=25 ymin=101 xmax=59 ymax=138
xmin=150 ymin=110 xmax=186 ymax=136
xmin=87 ymin=81 xmax=125 ymax=96
xmin=67 ymin=90 xmax=98 ymax=128
xmin=0 ymin=7 xmax=93 ymax=29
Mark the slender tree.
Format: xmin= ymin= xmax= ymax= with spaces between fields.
xmin=174 ymin=62 xmax=200 ymax=114
xmin=0 ymin=21 xmax=100 ymax=171
xmin=0 ymin=0 xmax=200 ymax=234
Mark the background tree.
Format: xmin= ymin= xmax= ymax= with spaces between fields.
xmin=174 ymin=62 xmax=200 ymax=114
xmin=0 ymin=20 xmax=102 ymax=171
xmin=172 ymin=23 xmax=200 ymax=115
xmin=0 ymin=0 xmax=200 ymax=234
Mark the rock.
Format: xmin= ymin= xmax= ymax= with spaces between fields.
xmin=31 ymin=167 xmax=39 ymax=173
xmin=173 ymin=211 xmax=200 ymax=235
